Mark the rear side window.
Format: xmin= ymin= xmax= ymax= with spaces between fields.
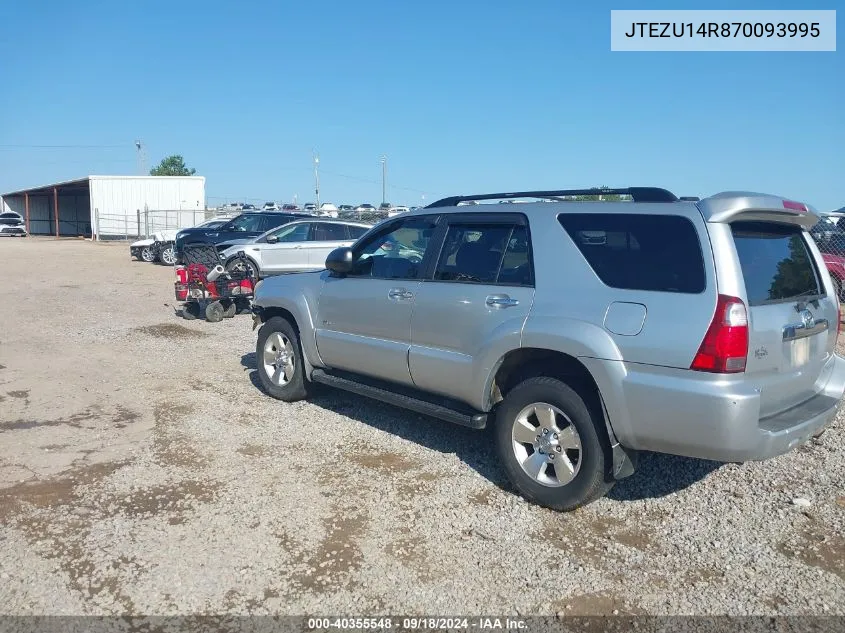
xmin=558 ymin=214 xmax=705 ymax=293
xmin=348 ymin=225 xmax=369 ymax=239
xmin=731 ymin=222 xmax=820 ymax=306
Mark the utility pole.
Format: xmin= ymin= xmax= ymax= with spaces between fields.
xmin=381 ymin=155 xmax=387 ymax=205
xmin=135 ymin=140 xmax=146 ymax=175
xmin=313 ymin=151 xmax=320 ymax=210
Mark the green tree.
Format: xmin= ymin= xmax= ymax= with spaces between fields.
xmin=149 ymin=155 xmax=197 ymax=176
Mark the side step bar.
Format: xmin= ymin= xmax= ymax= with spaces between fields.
xmin=310 ymin=369 xmax=488 ymax=429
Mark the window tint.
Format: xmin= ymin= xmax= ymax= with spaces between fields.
xmin=731 ymin=222 xmax=820 ymax=306
xmin=434 ymin=224 xmax=532 ymax=286
xmin=349 ymin=216 xmax=437 ymax=279
xmin=348 ymin=225 xmax=369 ymax=239
xmin=558 ymin=213 xmax=705 ymax=293
xmin=263 ymin=214 xmax=297 ymax=231
xmin=314 ymin=223 xmax=348 ymax=241
xmin=272 ymin=223 xmax=311 ymax=242
xmin=227 ymin=214 xmax=265 ymax=232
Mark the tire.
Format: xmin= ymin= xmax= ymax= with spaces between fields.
xmin=222 ymin=300 xmax=237 ymax=319
xmin=182 ymin=302 xmax=200 ymax=320
xmin=140 ymin=246 xmax=156 ymax=263
xmin=159 ymin=245 xmax=176 ymax=266
xmin=256 ymin=316 xmax=309 ymax=401
xmin=205 ymin=301 xmax=224 ymax=323
xmin=494 ymin=377 xmax=613 ymax=511
xmin=226 ymin=257 xmax=259 ymax=280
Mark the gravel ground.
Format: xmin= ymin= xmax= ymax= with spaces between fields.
xmin=0 ymin=237 xmax=843 ymax=616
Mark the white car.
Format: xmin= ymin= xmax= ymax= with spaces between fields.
xmin=0 ymin=211 xmax=27 ymax=237
xmin=387 ymin=205 xmax=409 ymax=217
xmin=220 ymin=219 xmax=371 ymax=278
xmin=263 ymin=202 xmax=280 ymax=211
xmin=318 ymin=203 xmax=339 ymax=218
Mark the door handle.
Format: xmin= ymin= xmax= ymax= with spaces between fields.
xmin=486 ymin=295 xmax=519 ymax=308
xmin=388 ymin=288 xmax=414 ymax=300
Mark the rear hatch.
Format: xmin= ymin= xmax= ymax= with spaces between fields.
xmin=711 ymin=200 xmax=838 ymax=418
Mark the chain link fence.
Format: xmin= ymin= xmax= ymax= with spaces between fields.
xmin=93 ymin=209 xmax=238 ymax=241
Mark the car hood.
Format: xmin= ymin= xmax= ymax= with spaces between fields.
xmin=131 ymin=238 xmax=155 ymax=247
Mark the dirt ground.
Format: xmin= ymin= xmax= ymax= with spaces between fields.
xmin=0 ymin=237 xmax=843 ymax=616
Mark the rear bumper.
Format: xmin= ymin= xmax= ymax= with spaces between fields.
xmin=600 ymin=353 xmax=845 ymax=462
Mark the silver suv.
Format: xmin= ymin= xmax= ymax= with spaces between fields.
xmin=250 ymin=187 xmax=845 ymax=510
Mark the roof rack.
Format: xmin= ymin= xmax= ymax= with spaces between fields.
xmin=426 ymin=187 xmax=678 ymax=208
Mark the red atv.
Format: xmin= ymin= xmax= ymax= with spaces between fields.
xmin=174 ymin=244 xmax=255 ymax=322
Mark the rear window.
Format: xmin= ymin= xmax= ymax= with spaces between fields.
xmin=731 ymin=222 xmax=820 ymax=306
xmin=558 ymin=213 xmax=705 ymax=293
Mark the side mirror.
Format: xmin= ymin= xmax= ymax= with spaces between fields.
xmin=266 ymin=235 xmax=279 ymax=244
xmin=326 ymin=247 xmax=353 ymax=275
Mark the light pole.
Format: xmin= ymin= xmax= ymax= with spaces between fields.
xmin=313 ymin=152 xmax=320 ymax=209
xmin=381 ymin=155 xmax=387 ymax=206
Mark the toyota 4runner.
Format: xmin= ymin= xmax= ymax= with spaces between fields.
xmin=250 ymin=187 xmax=845 ymax=510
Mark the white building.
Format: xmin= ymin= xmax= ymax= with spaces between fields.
xmin=1 ymin=175 xmax=206 ymax=238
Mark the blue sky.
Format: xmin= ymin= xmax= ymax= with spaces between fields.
xmin=0 ymin=0 xmax=842 ymax=209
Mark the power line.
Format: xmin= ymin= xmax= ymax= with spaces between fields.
xmin=0 ymin=144 xmax=129 ymax=149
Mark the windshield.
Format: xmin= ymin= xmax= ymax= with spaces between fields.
xmin=225 ymin=214 xmax=264 ymax=232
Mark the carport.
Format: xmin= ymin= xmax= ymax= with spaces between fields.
xmin=1 ymin=178 xmax=92 ymax=237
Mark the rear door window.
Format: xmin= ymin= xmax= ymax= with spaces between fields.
xmin=558 ymin=213 xmax=705 ymax=293
xmin=314 ymin=222 xmax=349 ymax=241
xmin=434 ymin=224 xmax=532 ymax=286
xmin=731 ymin=222 xmax=821 ymax=306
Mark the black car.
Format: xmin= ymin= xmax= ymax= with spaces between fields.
xmin=174 ymin=212 xmax=310 ymax=263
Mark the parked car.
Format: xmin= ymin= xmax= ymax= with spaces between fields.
xmin=263 ymin=202 xmax=280 ymax=211
xmin=220 ymin=219 xmax=370 ymax=278
xmin=317 ymin=203 xmax=339 ymax=218
xmin=135 ymin=218 xmax=227 ymax=264
xmin=251 ymin=188 xmax=845 ymax=511
xmin=281 ymin=204 xmax=300 ymax=212
xmin=130 ymin=237 xmax=157 ymax=262
xmin=388 ymin=205 xmax=410 ymax=217
xmin=338 ymin=204 xmax=355 ymax=216
xmin=174 ymin=211 xmax=310 ymax=263
xmin=355 ymin=204 xmax=377 ymax=214
xmin=303 ymin=203 xmax=317 ymax=213
xmin=0 ymin=211 xmax=27 ymax=237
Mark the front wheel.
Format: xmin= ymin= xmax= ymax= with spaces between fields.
xmin=226 ymin=257 xmax=259 ymax=280
xmin=256 ymin=317 xmax=309 ymax=401
xmin=140 ymin=246 xmax=155 ymax=262
xmin=159 ymin=245 xmax=176 ymax=266
xmin=494 ymin=377 xmax=613 ymax=511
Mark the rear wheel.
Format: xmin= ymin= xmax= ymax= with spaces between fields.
xmin=494 ymin=377 xmax=613 ymax=511
xmin=205 ymin=301 xmax=224 ymax=322
xmin=222 ymin=300 xmax=237 ymax=318
xmin=182 ymin=302 xmax=200 ymax=320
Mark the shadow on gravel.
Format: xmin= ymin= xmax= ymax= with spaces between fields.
xmin=239 ymin=353 xmax=512 ymax=489
xmin=607 ymin=452 xmax=722 ymax=501
xmin=239 ymin=352 xmax=721 ymax=500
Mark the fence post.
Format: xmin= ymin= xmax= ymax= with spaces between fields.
xmin=94 ymin=209 xmax=99 ymax=241
xmin=136 ymin=209 xmax=141 ymax=239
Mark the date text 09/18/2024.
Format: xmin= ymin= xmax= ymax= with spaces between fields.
xmin=307 ymin=618 xmax=528 ymax=631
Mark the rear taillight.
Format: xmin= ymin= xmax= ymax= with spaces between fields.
xmin=691 ymin=294 xmax=749 ymax=374
xmin=175 ymin=266 xmax=188 ymax=284
xmin=783 ymin=200 xmax=808 ymax=213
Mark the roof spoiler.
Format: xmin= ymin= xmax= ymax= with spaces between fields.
xmin=696 ymin=191 xmax=819 ymax=230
